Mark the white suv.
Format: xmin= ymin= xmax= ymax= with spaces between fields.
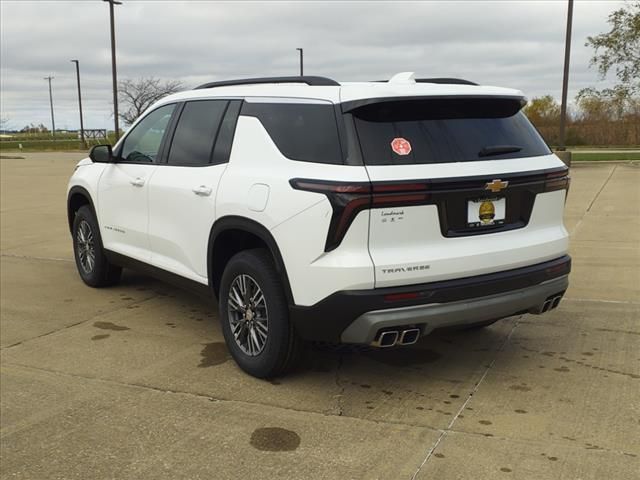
xmin=67 ymin=72 xmax=571 ymax=377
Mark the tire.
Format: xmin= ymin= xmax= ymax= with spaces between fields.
xmin=72 ymin=205 xmax=122 ymax=287
xmin=219 ymin=248 xmax=302 ymax=378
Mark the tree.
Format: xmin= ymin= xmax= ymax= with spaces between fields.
xmin=20 ymin=123 xmax=49 ymax=134
xmin=523 ymin=95 xmax=561 ymax=125
xmin=582 ymin=1 xmax=640 ymax=98
xmin=118 ymin=77 xmax=183 ymax=125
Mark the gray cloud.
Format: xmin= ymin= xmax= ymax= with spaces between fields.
xmin=0 ymin=0 xmax=623 ymax=130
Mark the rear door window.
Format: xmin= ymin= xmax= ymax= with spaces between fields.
xmin=351 ymin=97 xmax=551 ymax=165
xmin=241 ymin=102 xmax=343 ymax=164
xmin=167 ymin=100 xmax=228 ymax=166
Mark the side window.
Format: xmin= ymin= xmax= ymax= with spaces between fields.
xmin=120 ymin=104 xmax=175 ymax=163
xmin=241 ymin=102 xmax=343 ymax=164
xmin=167 ymin=100 xmax=228 ymax=166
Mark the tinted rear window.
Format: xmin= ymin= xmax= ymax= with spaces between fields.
xmin=241 ymin=102 xmax=343 ymax=164
xmin=168 ymin=100 xmax=228 ymax=166
xmin=351 ymin=98 xmax=550 ymax=165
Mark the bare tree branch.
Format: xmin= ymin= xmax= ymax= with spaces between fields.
xmin=118 ymin=77 xmax=183 ymax=125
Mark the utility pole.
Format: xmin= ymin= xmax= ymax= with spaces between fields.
xmin=559 ymin=0 xmax=574 ymax=150
xmin=44 ymin=76 xmax=55 ymax=137
xmin=71 ymin=60 xmax=86 ymax=148
xmin=104 ymin=0 xmax=122 ymax=140
xmin=296 ymin=48 xmax=304 ymax=76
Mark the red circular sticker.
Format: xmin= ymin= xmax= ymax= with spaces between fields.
xmin=391 ymin=137 xmax=412 ymax=156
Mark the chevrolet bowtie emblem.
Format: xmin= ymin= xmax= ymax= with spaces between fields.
xmin=485 ymin=179 xmax=509 ymax=193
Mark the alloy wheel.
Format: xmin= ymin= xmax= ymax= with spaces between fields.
xmin=227 ymin=274 xmax=269 ymax=356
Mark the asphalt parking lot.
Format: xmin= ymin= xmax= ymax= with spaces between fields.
xmin=1 ymin=153 xmax=638 ymax=479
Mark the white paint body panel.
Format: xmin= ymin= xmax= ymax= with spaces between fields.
xmin=147 ymin=164 xmax=226 ymax=283
xmin=216 ymin=116 xmax=373 ymax=306
xmin=369 ymin=191 xmax=568 ymax=288
xmin=97 ymin=163 xmax=157 ymax=263
xmin=364 ymin=153 xmax=570 ymax=287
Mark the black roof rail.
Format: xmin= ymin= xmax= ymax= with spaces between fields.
xmin=195 ymin=76 xmax=340 ymax=89
xmin=415 ymin=78 xmax=478 ymax=86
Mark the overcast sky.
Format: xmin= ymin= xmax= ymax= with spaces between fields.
xmin=0 ymin=0 xmax=625 ymax=130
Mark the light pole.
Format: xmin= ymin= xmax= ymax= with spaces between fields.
xmin=71 ymin=60 xmax=86 ymax=148
xmin=104 ymin=0 xmax=122 ymax=140
xmin=559 ymin=0 xmax=574 ymax=150
xmin=44 ymin=75 xmax=55 ymax=137
xmin=296 ymin=48 xmax=303 ymax=76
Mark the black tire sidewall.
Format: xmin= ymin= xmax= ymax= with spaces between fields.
xmin=219 ymin=250 xmax=292 ymax=378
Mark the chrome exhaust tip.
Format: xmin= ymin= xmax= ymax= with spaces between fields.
xmin=551 ymin=295 xmax=562 ymax=309
xmin=371 ymin=330 xmax=399 ymax=348
xmin=399 ymin=328 xmax=420 ymax=346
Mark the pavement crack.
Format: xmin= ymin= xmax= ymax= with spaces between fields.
xmin=586 ymin=164 xmax=616 ymax=213
xmin=1 ymin=362 xmax=444 ymax=433
xmin=410 ymin=316 xmax=523 ymax=480
xmin=570 ymin=163 xmax=617 ymax=237
xmin=333 ymin=354 xmax=345 ymax=417
xmin=0 ymin=253 xmax=73 ymax=263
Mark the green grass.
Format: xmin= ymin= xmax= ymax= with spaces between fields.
xmin=0 ymin=134 xmax=117 ymax=152
xmin=0 ymin=140 xmax=87 ymax=151
xmin=570 ymin=152 xmax=640 ymax=162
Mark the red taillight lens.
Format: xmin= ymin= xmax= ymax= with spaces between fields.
xmin=545 ymin=170 xmax=570 ymax=192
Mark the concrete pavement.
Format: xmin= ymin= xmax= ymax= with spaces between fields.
xmin=1 ymin=153 xmax=639 ymax=479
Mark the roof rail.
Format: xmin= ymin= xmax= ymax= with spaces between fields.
xmin=415 ymin=78 xmax=478 ymax=86
xmin=195 ymin=76 xmax=340 ymax=89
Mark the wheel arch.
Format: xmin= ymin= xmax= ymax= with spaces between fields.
xmin=67 ymin=186 xmax=96 ymax=232
xmin=208 ymin=216 xmax=294 ymax=305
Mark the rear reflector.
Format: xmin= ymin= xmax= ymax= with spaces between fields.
xmin=384 ymin=292 xmax=420 ymax=302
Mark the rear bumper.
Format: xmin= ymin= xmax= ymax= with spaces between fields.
xmin=289 ymin=255 xmax=571 ymax=343
xmin=342 ymin=275 xmax=567 ymax=344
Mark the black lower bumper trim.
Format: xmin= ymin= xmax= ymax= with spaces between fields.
xmin=289 ymin=255 xmax=571 ymax=342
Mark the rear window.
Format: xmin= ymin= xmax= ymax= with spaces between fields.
xmin=351 ymin=97 xmax=550 ymax=165
xmin=241 ymin=102 xmax=343 ymax=164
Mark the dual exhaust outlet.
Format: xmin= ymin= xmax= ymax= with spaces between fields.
xmin=532 ymin=293 xmax=564 ymax=315
xmin=371 ymin=328 xmax=421 ymax=348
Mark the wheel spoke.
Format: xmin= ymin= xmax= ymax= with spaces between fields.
xmin=231 ymin=286 xmax=245 ymax=310
xmin=254 ymin=319 xmax=268 ymax=336
xmin=228 ymin=294 xmax=243 ymax=312
xmin=251 ymin=289 xmax=265 ymax=308
xmin=255 ymin=325 xmax=268 ymax=343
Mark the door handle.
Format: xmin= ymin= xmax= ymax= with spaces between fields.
xmin=130 ymin=177 xmax=145 ymax=187
xmin=192 ymin=185 xmax=213 ymax=197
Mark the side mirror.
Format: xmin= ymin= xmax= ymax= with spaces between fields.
xmin=89 ymin=144 xmax=113 ymax=163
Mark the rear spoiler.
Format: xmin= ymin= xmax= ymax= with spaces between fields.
xmin=340 ymin=95 xmax=527 ymax=116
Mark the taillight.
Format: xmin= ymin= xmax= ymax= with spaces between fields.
xmin=290 ymin=178 xmax=431 ymax=251
xmin=290 ymin=179 xmax=371 ymax=252
xmin=545 ymin=169 xmax=570 ymax=192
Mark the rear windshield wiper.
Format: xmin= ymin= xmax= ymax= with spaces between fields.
xmin=478 ymin=145 xmax=523 ymax=157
